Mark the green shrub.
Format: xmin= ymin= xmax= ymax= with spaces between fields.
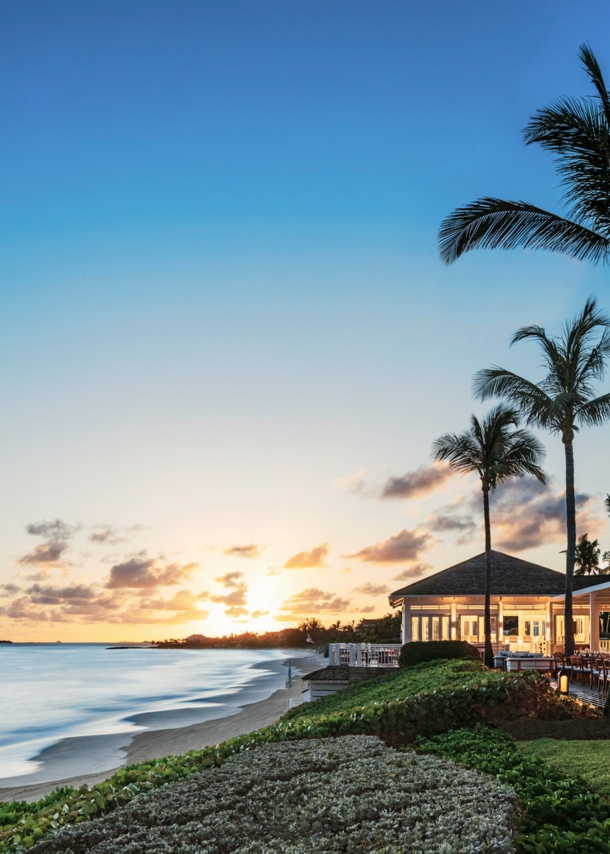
xmin=416 ymin=725 xmax=610 ymax=853
xmin=0 ymin=666 xmax=551 ymax=853
xmin=285 ymin=658 xmax=489 ymax=722
xmin=399 ymin=640 xmax=480 ymax=667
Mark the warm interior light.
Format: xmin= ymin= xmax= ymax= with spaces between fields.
xmin=559 ymin=672 xmax=569 ymax=695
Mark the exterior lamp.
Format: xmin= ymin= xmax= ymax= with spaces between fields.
xmin=558 ymin=667 xmax=570 ymax=696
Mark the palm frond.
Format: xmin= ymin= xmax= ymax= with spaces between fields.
xmin=433 ymin=405 xmax=545 ymax=493
xmin=473 ymin=368 xmax=553 ymax=423
xmin=580 ymin=43 xmax=610 ymax=125
xmin=577 ymin=391 xmax=610 ymax=426
xmin=438 ymin=198 xmax=610 ymax=265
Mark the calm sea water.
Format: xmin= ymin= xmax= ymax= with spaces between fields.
xmin=0 ymin=644 xmax=307 ymax=783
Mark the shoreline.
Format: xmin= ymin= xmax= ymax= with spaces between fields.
xmin=0 ymin=652 xmax=324 ymax=803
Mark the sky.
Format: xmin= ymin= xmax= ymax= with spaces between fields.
xmin=2 ymin=0 xmax=610 ymax=641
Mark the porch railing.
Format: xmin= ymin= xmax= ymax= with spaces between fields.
xmin=328 ymin=643 xmax=401 ymax=667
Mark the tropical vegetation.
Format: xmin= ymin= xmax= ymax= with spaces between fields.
xmin=433 ymin=405 xmax=545 ymax=666
xmin=439 ymin=44 xmax=610 ymax=267
xmin=17 ymin=736 xmax=520 ymax=854
xmin=417 ymin=725 xmax=610 ymax=854
xmin=1 ymin=659 xmax=597 ymax=854
xmin=474 ymin=297 xmax=610 ymax=654
xmin=569 ymin=532 xmax=605 ymax=575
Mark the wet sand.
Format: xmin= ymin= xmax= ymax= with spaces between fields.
xmin=0 ymin=654 xmax=323 ymax=804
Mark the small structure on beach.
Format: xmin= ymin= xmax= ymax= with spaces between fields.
xmin=303 ymin=665 xmax=397 ymax=700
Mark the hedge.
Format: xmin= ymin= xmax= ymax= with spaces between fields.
xmin=398 ymin=639 xmax=480 ymax=667
xmin=1 ymin=668 xmax=556 ymax=853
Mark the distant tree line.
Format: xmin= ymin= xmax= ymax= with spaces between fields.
xmin=153 ymin=612 xmax=401 ymax=649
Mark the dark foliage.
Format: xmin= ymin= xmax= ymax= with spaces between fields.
xmin=398 ymin=640 xmax=480 ymax=668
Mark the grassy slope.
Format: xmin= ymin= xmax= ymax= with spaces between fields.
xmin=521 ymin=739 xmax=610 ymax=797
xmin=285 ymin=658 xmax=495 ymax=720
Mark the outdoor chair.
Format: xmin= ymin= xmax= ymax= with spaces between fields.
xmin=597 ymin=658 xmax=610 ymax=697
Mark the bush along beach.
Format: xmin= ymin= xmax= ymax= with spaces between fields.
xmin=0 ymin=660 xmax=600 ymax=853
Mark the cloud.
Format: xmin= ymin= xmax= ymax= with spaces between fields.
xmin=26 ymin=583 xmax=97 ymax=605
xmin=346 ymin=529 xmax=432 ymax=564
xmin=284 ymin=543 xmax=329 ymax=569
xmin=427 ymin=510 xmax=477 ymax=545
xmin=380 ymin=463 xmax=453 ymax=500
xmin=278 ymin=587 xmax=351 ymax=619
xmin=0 ymin=579 xmax=209 ymax=625
xmin=201 ymin=571 xmax=249 ymax=614
xmin=335 ymin=469 xmax=368 ymax=496
xmin=0 ymin=583 xmax=20 ymax=597
xmin=489 ymin=478 xmax=603 ymax=552
xmin=351 ymin=583 xmax=389 ymax=596
xmin=392 ymin=563 xmax=432 ymax=582
xmin=358 ymin=605 xmax=376 ymax=614
xmin=425 ymin=478 xmax=605 ymax=553
xmin=89 ymin=524 xmax=144 ymax=545
xmin=266 ymin=568 xmax=282 ymax=576
xmin=106 ymin=557 xmax=197 ymax=589
xmin=18 ymin=519 xmax=79 ymax=566
xmin=224 ymin=606 xmax=249 ymax=618
xmin=222 ymin=544 xmax=263 ymax=559
xmin=251 ymin=609 xmax=270 ymax=619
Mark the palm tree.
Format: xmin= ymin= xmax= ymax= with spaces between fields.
xmin=475 ymin=298 xmax=610 ymax=655
xmin=433 ymin=405 xmax=545 ymax=667
xmin=565 ymin=533 xmax=601 ymax=575
xmin=439 ymin=45 xmax=610 ymax=266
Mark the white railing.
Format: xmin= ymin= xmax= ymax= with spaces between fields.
xmin=328 ymin=643 xmax=401 ymax=667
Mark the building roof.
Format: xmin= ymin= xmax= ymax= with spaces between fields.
xmin=389 ymin=550 xmax=593 ymax=603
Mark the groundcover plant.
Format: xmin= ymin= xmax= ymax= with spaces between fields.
xmin=0 ymin=662 xmax=600 ymax=853
xmin=416 ymin=725 xmax=610 ymax=854
xmin=27 ymin=736 xmax=518 ymax=854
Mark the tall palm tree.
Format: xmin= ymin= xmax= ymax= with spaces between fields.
xmin=439 ymin=45 xmax=610 ymax=266
xmin=433 ymin=405 xmax=545 ymax=667
xmin=475 ymin=298 xmax=610 ymax=655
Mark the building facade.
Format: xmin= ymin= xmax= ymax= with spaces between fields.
xmin=389 ymin=550 xmax=610 ymax=654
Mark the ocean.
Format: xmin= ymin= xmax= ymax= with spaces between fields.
xmin=0 ymin=644 xmax=312 ymax=787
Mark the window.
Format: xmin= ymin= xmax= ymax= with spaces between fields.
xmin=503 ymin=616 xmax=519 ymax=637
xmin=422 ymin=617 xmax=430 ymax=642
xmin=431 ymin=617 xmax=440 ymax=641
xmin=442 ymin=616 xmax=450 ymax=640
xmin=411 ymin=616 xmax=419 ymax=642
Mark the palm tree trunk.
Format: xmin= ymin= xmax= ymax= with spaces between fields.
xmin=563 ymin=438 xmax=576 ymax=657
xmin=483 ymin=487 xmax=493 ymax=668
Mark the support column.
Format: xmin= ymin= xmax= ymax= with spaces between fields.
xmin=590 ymin=593 xmax=600 ymax=652
xmin=498 ymin=599 xmax=503 ymax=649
xmin=451 ymin=601 xmax=457 ymax=640
xmin=401 ymin=602 xmax=410 ymax=645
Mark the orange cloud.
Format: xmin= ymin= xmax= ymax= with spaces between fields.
xmin=284 ymin=543 xmax=329 ymax=569
xmin=277 ymin=587 xmax=351 ymax=620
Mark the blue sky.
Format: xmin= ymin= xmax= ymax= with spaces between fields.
xmin=1 ymin=1 xmax=610 ymax=640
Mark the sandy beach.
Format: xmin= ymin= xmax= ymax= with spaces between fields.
xmin=0 ymin=653 xmax=324 ymax=804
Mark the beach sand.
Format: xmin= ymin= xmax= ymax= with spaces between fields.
xmin=0 ymin=653 xmax=324 ymax=804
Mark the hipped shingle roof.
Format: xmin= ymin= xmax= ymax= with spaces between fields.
xmin=389 ymin=550 xmax=592 ymax=603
